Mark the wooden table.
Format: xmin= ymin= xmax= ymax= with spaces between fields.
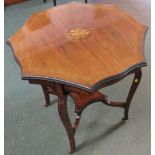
xmin=7 ymin=2 xmax=147 ymax=153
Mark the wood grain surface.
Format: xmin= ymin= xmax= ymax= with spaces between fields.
xmin=7 ymin=2 xmax=147 ymax=92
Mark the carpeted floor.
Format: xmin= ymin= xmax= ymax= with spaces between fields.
xmin=4 ymin=0 xmax=151 ymax=155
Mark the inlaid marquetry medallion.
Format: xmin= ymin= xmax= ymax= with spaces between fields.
xmin=67 ymin=27 xmax=91 ymax=41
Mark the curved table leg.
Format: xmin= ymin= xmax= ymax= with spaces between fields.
xmin=56 ymin=84 xmax=75 ymax=153
xmin=41 ymin=85 xmax=50 ymax=107
xmin=123 ymin=69 xmax=142 ymax=120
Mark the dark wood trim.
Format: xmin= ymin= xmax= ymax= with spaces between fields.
xmin=91 ymin=62 xmax=146 ymax=91
xmin=23 ymin=62 xmax=146 ymax=93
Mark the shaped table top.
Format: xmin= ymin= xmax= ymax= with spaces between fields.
xmin=7 ymin=2 xmax=147 ymax=92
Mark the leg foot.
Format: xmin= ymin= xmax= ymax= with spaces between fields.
xmin=122 ymin=117 xmax=128 ymax=121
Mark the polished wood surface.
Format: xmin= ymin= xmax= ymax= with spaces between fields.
xmin=7 ymin=2 xmax=147 ymax=92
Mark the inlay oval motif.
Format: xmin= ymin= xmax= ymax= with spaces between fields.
xmin=67 ymin=27 xmax=91 ymax=41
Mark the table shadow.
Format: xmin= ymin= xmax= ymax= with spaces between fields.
xmin=76 ymin=120 xmax=126 ymax=152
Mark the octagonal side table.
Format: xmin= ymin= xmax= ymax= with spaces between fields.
xmin=7 ymin=2 xmax=147 ymax=153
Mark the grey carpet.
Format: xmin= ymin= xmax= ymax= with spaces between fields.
xmin=4 ymin=0 xmax=150 ymax=155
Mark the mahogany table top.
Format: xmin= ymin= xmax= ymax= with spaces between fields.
xmin=7 ymin=2 xmax=147 ymax=92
